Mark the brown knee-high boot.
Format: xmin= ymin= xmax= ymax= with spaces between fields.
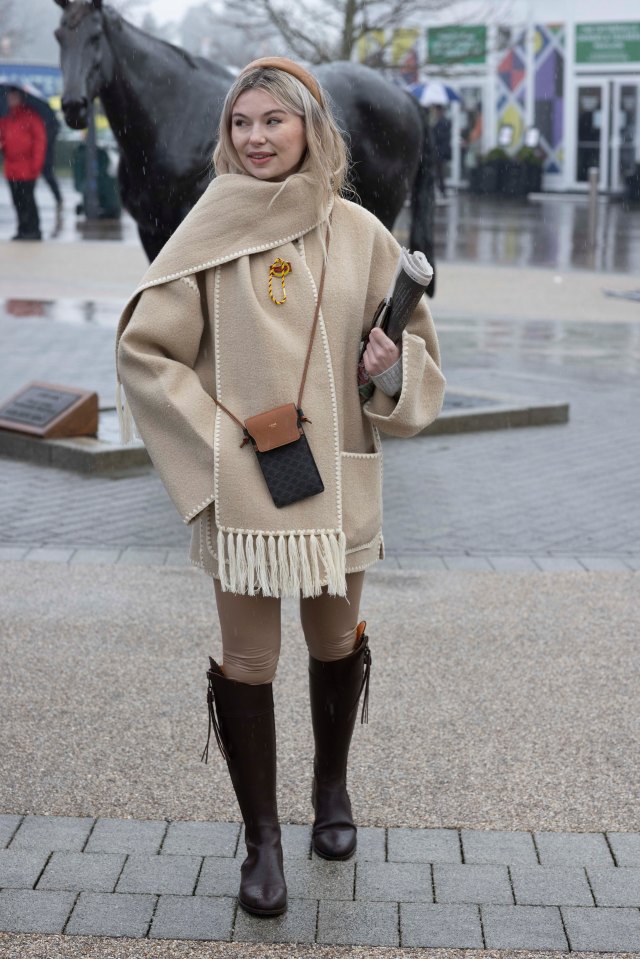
xmin=202 ymin=659 xmax=287 ymax=916
xmin=308 ymin=622 xmax=371 ymax=860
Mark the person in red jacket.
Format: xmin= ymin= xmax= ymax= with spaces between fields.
xmin=0 ymin=87 xmax=47 ymax=240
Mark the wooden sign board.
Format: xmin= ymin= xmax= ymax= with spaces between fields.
xmin=0 ymin=381 xmax=98 ymax=438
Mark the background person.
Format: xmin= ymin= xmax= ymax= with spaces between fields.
xmin=431 ymin=104 xmax=452 ymax=197
xmin=0 ymin=87 xmax=46 ymax=240
xmin=116 ymin=58 xmax=444 ymax=919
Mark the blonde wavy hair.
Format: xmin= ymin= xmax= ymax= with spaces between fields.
xmin=213 ymin=67 xmax=351 ymax=219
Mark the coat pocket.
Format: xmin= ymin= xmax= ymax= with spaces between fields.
xmin=340 ymin=450 xmax=383 ymax=549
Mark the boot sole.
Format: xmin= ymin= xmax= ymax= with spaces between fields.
xmin=238 ymin=896 xmax=287 ymax=917
xmin=311 ymin=840 xmax=356 ymax=861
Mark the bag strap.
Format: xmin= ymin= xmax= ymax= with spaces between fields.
xmin=196 ymin=224 xmax=331 ymax=436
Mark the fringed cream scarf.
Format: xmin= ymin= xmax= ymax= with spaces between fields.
xmin=117 ymin=172 xmax=347 ymax=599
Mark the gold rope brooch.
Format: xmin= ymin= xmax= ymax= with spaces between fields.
xmin=268 ymin=258 xmax=292 ymax=305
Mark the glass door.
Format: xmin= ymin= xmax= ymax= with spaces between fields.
xmin=610 ymin=80 xmax=640 ymax=193
xmin=455 ymin=84 xmax=484 ymax=186
xmin=575 ymin=81 xmax=610 ymax=188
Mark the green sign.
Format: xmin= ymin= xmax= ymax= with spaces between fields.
xmin=427 ymin=25 xmax=487 ymax=65
xmin=576 ymin=22 xmax=640 ymax=64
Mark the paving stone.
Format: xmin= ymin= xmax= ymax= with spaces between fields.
xmin=510 ymin=865 xmax=593 ymax=905
xmin=531 ymin=557 xmax=585 ymax=572
xmin=624 ymin=556 xmax=640 ymax=571
xmin=387 ymin=827 xmax=460 ymax=864
xmin=162 ymin=820 xmax=239 ymax=857
xmin=85 ymin=817 xmax=167 ymax=854
xmin=196 ymin=857 xmax=240 ymax=898
xmin=282 ymin=859 xmax=354 ymax=901
xmin=482 ymin=904 xmax=568 ymax=949
xmin=607 ymin=832 xmax=640 ymax=866
xmin=356 ymin=861 xmax=432 ymax=903
xmin=396 ymin=555 xmax=446 ymax=570
xmin=433 ymin=864 xmax=512 ymax=904
xmin=354 ymin=827 xmax=386 ymax=862
xmin=23 ymin=547 xmax=76 ymax=563
xmin=0 ymin=816 xmax=22 ymax=850
xmin=442 ymin=556 xmax=493 ymax=571
xmin=487 ymin=555 xmax=538 ymax=572
xmin=587 ymin=867 xmax=640 ymax=906
xmin=0 ymin=889 xmax=76 ymax=933
xmin=400 ymin=902 xmax=483 ymax=948
xmin=9 ymin=815 xmax=94 ymax=852
xmin=165 ymin=548 xmax=191 ymax=566
xmin=578 ymin=556 xmax=631 ymax=571
xmin=461 ymin=829 xmax=537 ymax=865
xmin=150 ymin=893 xmax=235 ymax=941
xmin=116 ymin=853 xmax=201 ymax=895
xmin=69 ymin=548 xmax=122 ymax=564
xmin=0 ymin=547 xmax=28 ymax=561
xmin=534 ymin=831 xmax=614 ymax=866
xmin=562 ymin=906 xmax=640 ymax=951
xmin=234 ymin=898 xmax=317 ymax=943
xmin=318 ymin=900 xmax=399 ymax=946
xmin=37 ymin=851 xmax=125 ymax=892
xmin=65 ymin=891 xmax=156 ymax=938
xmin=0 ymin=850 xmax=48 ymax=888
xmin=118 ymin=547 xmax=169 ymax=565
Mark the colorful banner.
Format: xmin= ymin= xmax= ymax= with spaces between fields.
xmin=357 ymin=31 xmax=386 ymax=66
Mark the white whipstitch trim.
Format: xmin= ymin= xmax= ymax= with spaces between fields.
xmin=183 ymin=493 xmax=215 ymax=524
xmin=215 ymin=528 xmax=346 ymax=598
xmin=180 ymin=275 xmax=199 ymax=294
xmin=116 ymin=382 xmax=141 ymax=444
xmin=131 ymin=220 xmax=325 ymax=297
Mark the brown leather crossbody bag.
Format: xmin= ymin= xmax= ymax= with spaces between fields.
xmin=197 ymin=234 xmax=329 ymax=509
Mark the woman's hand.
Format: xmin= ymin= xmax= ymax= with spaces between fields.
xmin=363 ymin=327 xmax=401 ymax=376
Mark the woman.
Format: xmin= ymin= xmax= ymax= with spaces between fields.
xmin=116 ymin=57 xmax=445 ymax=918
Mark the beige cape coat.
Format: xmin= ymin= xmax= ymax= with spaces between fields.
xmin=116 ymin=172 xmax=445 ymax=598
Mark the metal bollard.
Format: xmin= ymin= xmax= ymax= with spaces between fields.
xmin=587 ymin=167 xmax=599 ymax=249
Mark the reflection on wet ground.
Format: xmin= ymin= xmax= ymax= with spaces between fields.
xmin=398 ymin=193 xmax=640 ymax=274
xmin=438 ymin=316 xmax=640 ymax=378
xmin=2 ymin=298 xmax=121 ymax=326
xmin=2 ymin=178 xmax=638 ymax=275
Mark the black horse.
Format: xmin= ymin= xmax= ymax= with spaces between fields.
xmin=54 ymin=0 xmax=435 ymax=287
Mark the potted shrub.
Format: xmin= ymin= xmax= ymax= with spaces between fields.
xmin=515 ymin=146 xmax=543 ymax=194
xmin=477 ymin=147 xmax=509 ymax=195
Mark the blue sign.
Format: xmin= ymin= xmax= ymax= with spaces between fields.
xmin=0 ymin=63 xmax=62 ymax=99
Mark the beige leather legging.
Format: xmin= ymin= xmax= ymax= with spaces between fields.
xmin=213 ymin=572 xmax=365 ymax=684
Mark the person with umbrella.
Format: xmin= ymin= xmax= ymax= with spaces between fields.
xmin=0 ymin=86 xmax=46 ymax=240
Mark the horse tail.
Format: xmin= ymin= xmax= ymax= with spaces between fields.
xmin=409 ymin=102 xmax=437 ymax=297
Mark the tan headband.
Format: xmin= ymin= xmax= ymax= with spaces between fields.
xmin=239 ymin=57 xmax=323 ymax=105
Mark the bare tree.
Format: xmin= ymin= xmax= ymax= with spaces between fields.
xmin=221 ymin=0 xmax=467 ymax=65
xmin=0 ymin=0 xmax=33 ymax=57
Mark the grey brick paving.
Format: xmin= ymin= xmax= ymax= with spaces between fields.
xmin=433 ymin=863 xmax=513 ymax=904
xmin=482 ymin=904 xmax=569 ymax=949
xmin=587 ymin=867 xmax=640 ymax=906
xmin=0 ymin=888 xmax=76 ymax=933
xmin=401 ymin=902 xmax=483 ymax=948
xmin=9 ymin=815 xmax=94 ymax=852
xmin=195 ymin=856 xmax=241 ymax=898
xmin=283 ymin=859 xmax=354 ymax=901
xmin=0 ymin=816 xmax=22 ymax=850
xmin=162 ymin=820 xmax=239 ymax=857
xmin=356 ymin=861 xmax=432 ymax=903
xmin=387 ymin=826 xmax=460 ymax=863
xmin=84 ymin=817 xmax=167 ymax=854
xmin=510 ymin=864 xmax=593 ymax=906
xmin=0 ymin=850 xmax=48 ymax=888
xmin=65 ymin=891 xmax=156 ymax=938
xmin=317 ymin=900 xmax=399 ymax=946
xmin=37 ymin=851 xmax=125 ymax=893
xmin=461 ymin=829 xmax=538 ymax=865
xmin=562 ymin=905 xmax=640 ymax=951
xmin=608 ymin=832 xmax=640 ymax=866
xmin=150 ymin=894 xmax=235 ymax=941
xmin=234 ymin=898 xmax=318 ymax=943
xmin=534 ymin=830 xmax=615 ymax=866
xmin=116 ymin=853 xmax=201 ymax=895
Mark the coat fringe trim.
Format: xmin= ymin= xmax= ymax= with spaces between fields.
xmin=216 ymin=527 xmax=346 ymax=598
